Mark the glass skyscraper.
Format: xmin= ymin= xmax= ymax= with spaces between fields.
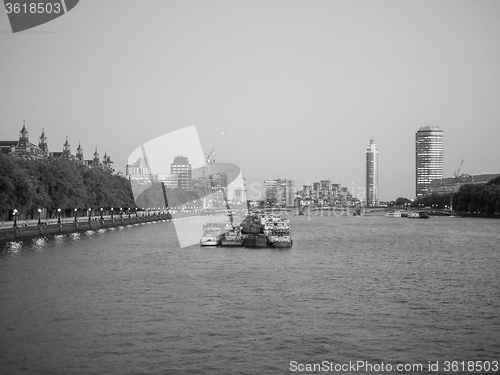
xmin=365 ymin=139 xmax=379 ymax=207
xmin=415 ymin=126 xmax=443 ymax=198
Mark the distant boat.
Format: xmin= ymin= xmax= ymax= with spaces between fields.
xmin=220 ymin=226 xmax=244 ymax=247
xmin=386 ymin=209 xmax=402 ymax=218
xmin=264 ymin=216 xmax=292 ymax=248
xmin=268 ymin=229 xmax=292 ymax=248
xmin=200 ymin=226 xmax=222 ymax=246
xmin=240 ymin=215 xmax=264 ymax=234
xmin=243 ymin=233 xmax=269 ymax=248
xmin=408 ymin=211 xmax=430 ymax=219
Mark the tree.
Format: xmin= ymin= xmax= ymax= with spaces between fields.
xmin=394 ymin=197 xmax=411 ymax=206
xmin=0 ymin=154 xmax=136 ymax=220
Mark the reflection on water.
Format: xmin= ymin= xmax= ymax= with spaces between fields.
xmin=53 ymin=234 xmax=65 ymax=244
xmin=31 ymin=237 xmax=48 ymax=250
xmin=69 ymin=232 xmax=80 ymax=241
xmin=1 ymin=225 xmax=131 ymax=254
xmin=4 ymin=240 xmax=23 ymax=254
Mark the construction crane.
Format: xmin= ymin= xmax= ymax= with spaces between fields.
xmin=205 ymin=128 xmax=226 ymax=164
xmin=450 ymin=159 xmax=464 ymax=212
xmin=230 ymin=140 xmax=238 ymax=164
xmin=454 ymin=159 xmax=464 ymax=178
xmin=203 ymin=128 xmax=226 ymax=179
xmin=241 ymin=163 xmax=251 ymax=212
xmin=204 ymin=129 xmax=234 ymax=226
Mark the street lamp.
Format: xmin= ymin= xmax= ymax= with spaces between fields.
xmin=120 ymin=207 xmax=123 ymax=219
xmin=74 ymin=208 xmax=78 ymax=222
xmin=13 ymin=208 xmax=18 ymax=228
xmin=57 ymin=208 xmax=61 ymax=224
xmin=88 ymin=208 xmax=92 ymax=221
xmin=111 ymin=207 xmax=114 ymax=220
xmin=100 ymin=207 xmax=103 ymax=220
xmin=37 ymin=208 xmax=42 ymax=225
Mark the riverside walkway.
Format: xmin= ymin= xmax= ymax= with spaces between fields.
xmin=0 ymin=212 xmax=173 ymax=241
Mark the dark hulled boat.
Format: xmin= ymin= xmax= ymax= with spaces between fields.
xmin=243 ymin=233 xmax=269 ymax=247
xmin=220 ymin=226 xmax=244 ymax=246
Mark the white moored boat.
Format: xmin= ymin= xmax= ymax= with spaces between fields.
xmin=200 ymin=226 xmax=222 ymax=246
xmin=268 ymin=229 xmax=292 ymax=248
xmin=386 ymin=209 xmax=402 ymax=218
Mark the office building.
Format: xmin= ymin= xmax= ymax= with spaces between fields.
xmin=365 ymin=139 xmax=379 ymax=207
xmin=170 ymin=155 xmax=192 ymax=190
xmin=264 ymin=179 xmax=295 ymax=207
xmin=415 ymin=126 xmax=443 ymax=197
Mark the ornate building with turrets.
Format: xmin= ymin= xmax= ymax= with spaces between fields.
xmin=0 ymin=122 xmax=114 ymax=172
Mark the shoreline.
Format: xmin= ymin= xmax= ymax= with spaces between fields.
xmin=0 ymin=214 xmax=172 ymax=242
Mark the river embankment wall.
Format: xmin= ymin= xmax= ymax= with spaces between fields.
xmin=0 ymin=214 xmax=172 ymax=241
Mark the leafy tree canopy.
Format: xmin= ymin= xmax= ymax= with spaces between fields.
xmin=0 ymin=153 xmax=135 ymax=212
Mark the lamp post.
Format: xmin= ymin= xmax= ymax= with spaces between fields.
xmin=111 ymin=207 xmax=114 ymax=220
xmin=100 ymin=207 xmax=103 ymax=220
xmin=88 ymin=208 xmax=92 ymax=221
xmin=74 ymin=208 xmax=78 ymax=222
xmin=13 ymin=208 xmax=18 ymax=228
xmin=135 ymin=208 xmax=138 ymax=217
xmin=120 ymin=207 xmax=123 ymax=219
xmin=57 ymin=208 xmax=61 ymax=224
xmin=37 ymin=208 xmax=42 ymax=225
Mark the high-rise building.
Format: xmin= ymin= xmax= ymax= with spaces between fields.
xmin=415 ymin=126 xmax=443 ymax=198
xmin=264 ymin=179 xmax=295 ymax=207
xmin=264 ymin=180 xmax=278 ymax=205
xmin=170 ymin=155 xmax=192 ymax=190
xmin=365 ymin=139 xmax=379 ymax=207
xmin=234 ymin=188 xmax=246 ymax=204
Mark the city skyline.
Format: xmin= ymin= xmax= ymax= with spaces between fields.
xmin=1 ymin=1 xmax=499 ymax=200
xmin=1 ymin=120 xmax=497 ymax=203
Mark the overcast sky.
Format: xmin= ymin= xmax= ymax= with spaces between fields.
xmin=1 ymin=0 xmax=499 ymax=201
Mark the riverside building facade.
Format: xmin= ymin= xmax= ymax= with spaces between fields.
xmin=1 ymin=123 xmax=113 ymax=171
xmin=365 ymin=139 xmax=379 ymax=207
xmin=415 ymin=126 xmax=443 ymax=198
xmin=264 ymin=179 xmax=295 ymax=207
xmin=170 ymin=155 xmax=192 ymax=190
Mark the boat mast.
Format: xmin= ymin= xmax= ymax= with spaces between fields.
xmin=220 ymin=186 xmax=234 ymax=226
xmin=161 ymin=182 xmax=169 ymax=210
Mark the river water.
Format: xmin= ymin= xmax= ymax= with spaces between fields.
xmin=1 ymin=215 xmax=499 ymax=374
